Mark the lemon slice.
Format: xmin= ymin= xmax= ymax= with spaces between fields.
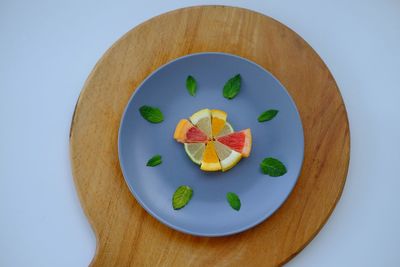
xmin=211 ymin=109 xmax=227 ymax=136
xmin=189 ymin=109 xmax=212 ymax=138
xmin=184 ymin=143 xmax=205 ymax=165
xmin=214 ymin=141 xmax=242 ymax=171
xmin=216 ymin=121 xmax=234 ymax=137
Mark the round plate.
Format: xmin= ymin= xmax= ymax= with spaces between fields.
xmin=118 ymin=52 xmax=304 ymax=236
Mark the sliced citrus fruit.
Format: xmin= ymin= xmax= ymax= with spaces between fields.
xmin=216 ymin=129 xmax=252 ymax=157
xmin=200 ymin=141 xmax=222 ymax=171
xmin=216 ymin=121 xmax=234 ymax=137
xmin=189 ymin=109 xmax=212 ymax=138
xmin=184 ymin=143 xmax=205 ymax=165
xmin=174 ymin=108 xmax=251 ymax=172
xmin=214 ymin=141 xmax=242 ymax=172
xmin=211 ymin=109 xmax=227 ymax=136
xmin=173 ymin=119 xmax=208 ymax=143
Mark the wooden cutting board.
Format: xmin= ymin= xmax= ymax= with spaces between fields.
xmin=70 ymin=6 xmax=350 ymax=266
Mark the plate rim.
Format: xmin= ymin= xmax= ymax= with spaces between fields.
xmin=118 ymin=51 xmax=304 ymax=237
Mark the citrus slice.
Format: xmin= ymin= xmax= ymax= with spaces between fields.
xmin=216 ymin=121 xmax=234 ymax=137
xmin=214 ymin=141 xmax=242 ymax=172
xmin=216 ymin=129 xmax=252 ymax=157
xmin=211 ymin=109 xmax=227 ymax=137
xmin=189 ymin=109 xmax=212 ymax=138
xmin=184 ymin=143 xmax=205 ymax=165
xmin=200 ymin=141 xmax=222 ymax=171
xmin=173 ymin=119 xmax=208 ymax=143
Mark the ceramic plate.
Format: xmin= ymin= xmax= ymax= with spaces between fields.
xmin=118 ymin=53 xmax=304 ymax=236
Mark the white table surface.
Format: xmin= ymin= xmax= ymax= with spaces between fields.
xmin=1 ymin=0 xmax=400 ymax=266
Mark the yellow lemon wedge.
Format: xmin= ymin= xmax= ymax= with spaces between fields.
xmin=214 ymin=141 xmax=242 ymax=171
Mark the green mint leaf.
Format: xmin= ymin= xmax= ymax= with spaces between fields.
xmin=226 ymin=192 xmax=241 ymax=211
xmin=172 ymin=185 xmax=193 ymax=210
xmin=223 ymin=74 xmax=241 ymax=99
xmin=258 ymin=109 xmax=279 ymax=122
xmin=260 ymin=157 xmax=287 ymax=177
xmin=139 ymin=105 xmax=164 ymax=123
xmin=146 ymin=155 xmax=162 ymax=167
xmin=186 ymin=75 xmax=197 ymax=96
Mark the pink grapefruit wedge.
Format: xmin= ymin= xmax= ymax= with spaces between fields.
xmin=173 ymin=119 xmax=208 ymax=143
xmin=216 ymin=129 xmax=252 ymax=157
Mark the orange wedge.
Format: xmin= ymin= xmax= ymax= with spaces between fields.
xmin=200 ymin=141 xmax=222 ymax=171
xmin=211 ymin=109 xmax=227 ymax=137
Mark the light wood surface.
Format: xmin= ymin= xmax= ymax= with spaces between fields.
xmin=70 ymin=6 xmax=350 ymax=266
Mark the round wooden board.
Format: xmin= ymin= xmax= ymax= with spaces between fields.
xmin=70 ymin=6 xmax=350 ymax=266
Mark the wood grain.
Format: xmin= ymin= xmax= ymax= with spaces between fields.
xmin=70 ymin=6 xmax=350 ymax=266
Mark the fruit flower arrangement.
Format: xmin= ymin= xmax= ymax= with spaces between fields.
xmin=174 ymin=109 xmax=252 ymax=172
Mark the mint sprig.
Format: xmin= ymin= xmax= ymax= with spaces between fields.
xmin=172 ymin=185 xmax=193 ymax=210
xmin=223 ymin=74 xmax=241 ymax=100
xmin=139 ymin=105 xmax=164 ymax=123
xmin=146 ymin=155 xmax=162 ymax=167
xmin=260 ymin=157 xmax=287 ymax=177
xmin=226 ymin=192 xmax=241 ymax=211
xmin=186 ymin=75 xmax=197 ymax=96
xmin=258 ymin=109 xmax=278 ymax=122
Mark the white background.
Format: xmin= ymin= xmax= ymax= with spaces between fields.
xmin=1 ymin=0 xmax=400 ymax=266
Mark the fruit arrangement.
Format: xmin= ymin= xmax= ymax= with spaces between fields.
xmin=140 ymin=74 xmax=285 ymax=211
xmin=174 ymin=108 xmax=252 ymax=172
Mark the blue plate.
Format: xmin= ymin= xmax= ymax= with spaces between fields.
xmin=118 ymin=53 xmax=304 ymax=236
